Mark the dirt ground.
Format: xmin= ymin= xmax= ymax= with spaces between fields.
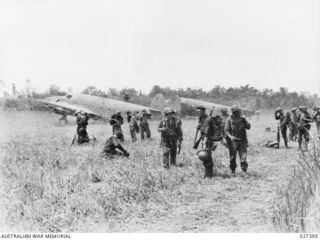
xmin=0 ymin=110 xmax=312 ymax=232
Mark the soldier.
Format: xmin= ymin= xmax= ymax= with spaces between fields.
xmin=75 ymin=110 xmax=90 ymax=144
xmin=312 ymin=106 xmax=320 ymax=139
xmin=220 ymin=108 xmax=230 ymax=147
xmin=193 ymin=105 xmax=215 ymax=178
xmin=288 ymin=107 xmax=298 ymax=141
xmin=127 ymin=111 xmax=139 ymax=142
xmin=297 ymin=106 xmax=313 ymax=150
xmin=138 ymin=109 xmax=151 ymax=140
xmin=274 ymin=107 xmax=290 ymax=147
xmin=102 ymin=131 xmax=130 ymax=158
xmin=110 ymin=111 xmax=124 ymax=142
xmin=225 ymin=105 xmax=251 ymax=174
xmin=158 ymin=107 xmax=183 ymax=168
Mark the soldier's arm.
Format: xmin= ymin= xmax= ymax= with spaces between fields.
xmin=242 ymin=117 xmax=251 ymax=129
xmin=158 ymin=121 xmax=166 ymax=132
xmin=117 ymin=144 xmax=129 ymax=157
xmin=224 ymin=118 xmax=233 ymax=139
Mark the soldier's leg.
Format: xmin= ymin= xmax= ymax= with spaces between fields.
xmin=298 ymin=130 xmax=303 ymax=149
xmin=162 ymin=146 xmax=170 ymax=168
xmin=228 ymin=141 xmax=237 ymax=173
xmin=170 ymin=144 xmax=177 ymax=166
xmin=281 ymin=126 xmax=288 ymax=146
xmin=288 ymin=123 xmax=293 ymax=141
xmin=140 ymin=125 xmax=145 ymax=140
xmin=238 ymin=142 xmax=248 ymax=172
xmin=146 ymin=123 xmax=151 ymax=138
xmin=203 ymin=153 xmax=213 ymax=178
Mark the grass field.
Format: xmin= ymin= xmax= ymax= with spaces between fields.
xmin=0 ymin=110 xmax=319 ymax=232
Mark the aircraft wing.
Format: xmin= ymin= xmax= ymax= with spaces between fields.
xmin=35 ymin=99 xmax=103 ymax=120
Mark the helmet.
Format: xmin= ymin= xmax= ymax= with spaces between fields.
xmin=299 ymin=106 xmax=307 ymax=111
xmin=275 ymin=107 xmax=282 ymax=112
xmin=164 ymin=107 xmax=175 ymax=115
xmin=231 ymin=104 xmax=241 ymax=113
xmin=196 ymin=105 xmax=206 ymax=111
xmin=291 ymin=107 xmax=297 ymax=112
xmin=221 ymin=108 xmax=228 ymax=114
xmin=116 ymin=111 xmax=121 ymax=115
xmin=197 ymin=149 xmax=210 ymax=162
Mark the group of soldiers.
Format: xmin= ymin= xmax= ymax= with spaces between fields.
xmin=274 ymin=105 xmax=320 ymax=150
xmin=72 ymin=103 xmax=320 ymax=178
xmin=73 ymin=103 xmax=251 ymax=178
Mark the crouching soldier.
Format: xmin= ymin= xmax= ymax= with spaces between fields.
xmin=225 ymin=105 xmax=251 ymax=174
xmin=110 ymin=111 xmax=124 ymax=142
xmin=75 ymin=110 xmax=90 ymax=144
xmin=102 ymin=132 xmax=130 ymax=158
xmin=158 ymin=107 xmax=183 ymax=168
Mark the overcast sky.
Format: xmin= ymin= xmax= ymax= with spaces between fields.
xmin=0 ymin=0 xmax=319 ymax=94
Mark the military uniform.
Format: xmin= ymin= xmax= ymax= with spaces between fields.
xmin=76 ymin=112 xmax=89 ymax=144
xmin=297 ymin=106 xmax=313 ymax=149
xmin=312 ymin=106 xmax=320 ymax=139
xmin=139 ymin=110 xmax=151 ymax=139
xmin=225 ymin=106 xmax=251 ymax=173
xmin=158 ymin=108 xmax=183 ymax=168
xmin=102 ymin=133 xmax=129 ymax=158
xmin=195 ymin=106 xmax=216 ymax=178
xmin=110 ymin=112 xmax=124 ymax=142
xmin=289 ymin=108 xmax=298 ymax=141
xmin=274 ymin=107 xmax=290 ymax=147
xmin=127 ymin=112 xmax=139 ymax=142
xmin=220 ymin=108 xmax=230 ymax=148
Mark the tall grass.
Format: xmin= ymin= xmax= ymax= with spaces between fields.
xmin=0 ymin=111 xmax=209 ymax=232
xmin=273 ymin=137 xmax=320 ymax=232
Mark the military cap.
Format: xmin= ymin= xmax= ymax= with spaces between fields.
xmin=164 ymin=107 xmax=175 ymax=115
xmin=196 ymin=105 xmax=206 ymax=111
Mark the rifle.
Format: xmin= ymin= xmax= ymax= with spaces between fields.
xmin=177 ymin=140 xmax=182 ymax=155
xmin=193 ymin=135 xmax=203 ymax=149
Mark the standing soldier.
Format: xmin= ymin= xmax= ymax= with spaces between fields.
xmin=75 ymin=110 xmax=90 ymax=144
xmin=225 ymin=105 xmax=251 ymax=174
xmin=127 ymin=111 xmax=139 ymax=142
xmin=220 ymin=108 xmax=230 ymax=147
xmin=110 ymin=111 xmax=124 ymax=142
xmin=297 ymin=106 xmax=313 ymax=150
xmin=274 ymin=107 xmax=290 ymax=147
xmin=158 ymin=107 xmax=183 ymax=168
xmin=312 ymin=106 xmax=320 ymax=139
xmin=289 ymin=107 xmax=298 ymax=141
xmin=138 ymin=109 xmax=151 ymax=140
xmin=102 ymin=131 xmax=130 ymax=158
xmin=193 ymin=105 xmax=215 ymax=178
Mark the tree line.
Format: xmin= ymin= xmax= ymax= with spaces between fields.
xmin=1 ymin=79 xmax=319 ymax=110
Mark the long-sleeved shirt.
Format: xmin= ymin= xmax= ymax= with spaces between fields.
xmin=225 ymin=115 xmax=251 ymax=143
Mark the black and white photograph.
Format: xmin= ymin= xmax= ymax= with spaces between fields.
xmin=0 ymin=0 xmax=319 ymax=237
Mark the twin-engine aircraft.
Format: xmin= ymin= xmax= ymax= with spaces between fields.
xmin=37 ymin=93 xmax=162 ymax=123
